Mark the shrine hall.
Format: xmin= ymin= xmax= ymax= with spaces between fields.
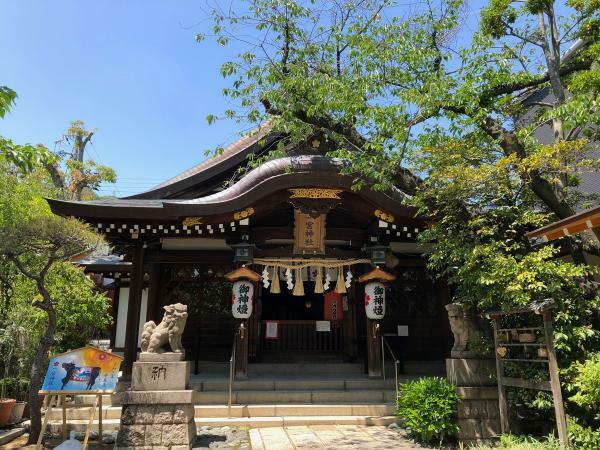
xmin=48 ymin=124 xmax=452 ymax=381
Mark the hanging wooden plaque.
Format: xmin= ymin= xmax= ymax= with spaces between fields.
xmin=293 ymin=210 xmax=326 ymax=254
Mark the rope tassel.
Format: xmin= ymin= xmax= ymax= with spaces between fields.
xmin=314 ymin=267 xmax=324 ymax=294
xmin=292 ymin=268 xmax=305 ymax=296
xmin=270 ymin=267 xmax=281 ymax=294
xmin=335 ymin=267 xmax=347 ymax=294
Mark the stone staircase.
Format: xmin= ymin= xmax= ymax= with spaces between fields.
xmin=45 ymin=361 xmax=444 ymax=432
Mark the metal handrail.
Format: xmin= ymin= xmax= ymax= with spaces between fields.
xmin=382 ymin=335 xmax=400 ymax=401
xmin=227 ymin=333 xmax=237 ymax=418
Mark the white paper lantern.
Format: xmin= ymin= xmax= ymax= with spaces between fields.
xmin=232 ymin=280 xmax=254 ymax=319
xmin=364 ymin=281 xmax=385 ymax=319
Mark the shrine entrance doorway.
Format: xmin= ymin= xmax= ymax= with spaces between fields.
xmin=256 ymin=282 xmax=358 ymax=363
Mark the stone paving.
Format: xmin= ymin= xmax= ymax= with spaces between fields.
xmin=249 ymin=425 xmax=431 ymax=449
xmin=2 ymin=425 xmax=432 ymax=449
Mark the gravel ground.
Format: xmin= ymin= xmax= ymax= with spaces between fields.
xmin=194 ymin=426 xmax=250 ymax=449
xmin=0 ymin=427 xmax=250 ymax=450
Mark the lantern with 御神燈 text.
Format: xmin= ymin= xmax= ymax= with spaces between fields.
xmin=357 ymin=267 xmax=395 ymax=320
xmin=231 ymin=280 xmax=254 ymax=319
xmin=364 ymin=281 xmax=385 ymax=319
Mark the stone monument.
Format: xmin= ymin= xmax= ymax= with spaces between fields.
xmin=116 ymin=303 xmax=196 ymax=449
xmin=445 ymin=303 xmax=500 ymax=445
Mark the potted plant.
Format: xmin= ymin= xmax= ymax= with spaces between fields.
xmin=0 ymin=328 xmax=17 ymax=426
xmin=0 ymin=379 xmax=16 ymax=427
xmin=8 ymin=378 xmax=28 ymax=424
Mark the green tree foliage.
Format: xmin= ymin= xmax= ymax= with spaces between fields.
xmin=0 ymin=86 xmax=16 ymax=118
xmin=0 ymin=88 xmax=112 ymax=444
xmin=45 ymin=120 xmax=116 ymax=201
xmin=0 ymin=87 xmax=55 ymax=174
xmin=202 ymin=0 xmax=600 ymax=430
xmin=0 ymin=168 xmax=110 ymax=443
xmin=202 ymin=0 xmax=599 ymax=229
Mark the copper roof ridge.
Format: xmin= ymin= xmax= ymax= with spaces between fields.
xmin=163 ymin=155 xmax=407 ymax=207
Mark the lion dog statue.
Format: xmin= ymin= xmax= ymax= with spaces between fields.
xmin=140 ymin=303 xmax=188 ymax=354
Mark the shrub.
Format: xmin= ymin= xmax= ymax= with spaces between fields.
xmin=470 ymin=434 xmax=562 ymax=449
xmin=568 ymin=418 xmax=600 ymax=450
xmin=570 ymin=353 xmax=600 ymax=421
xmin=395 ymin=376 xmax=459 ymax=445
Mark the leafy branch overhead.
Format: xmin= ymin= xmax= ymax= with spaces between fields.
xmin=201 ymin=0 xmax=599 ymax=227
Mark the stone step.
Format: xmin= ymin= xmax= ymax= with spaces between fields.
xmin=193 ymin=378 xmax=397 ymax=392
xmin=46 ymin=415 xmax=397 ymax=432
xmin=193 ymin=362 xmax=366 ymax=375
xmin=248 ymin=363 xmax=364 ymax=374
xmin=71 ymin=394 xmax=113 ymax=406
xmin=195 ymin=389 xmax=396 ymax=404
xmin=48 ymin=403 xmax=396 ymax=420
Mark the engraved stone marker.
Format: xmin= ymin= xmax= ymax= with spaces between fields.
xmin=115 ymin=303 xmax=196 ymax=449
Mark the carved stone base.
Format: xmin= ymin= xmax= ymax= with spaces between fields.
xmin=456 ymin=386 xmax=501 ymax=444
xmin=447 ymin=359 xmax=501 ymax=445
xmin=116 ymin=359 xmax=196 ymax=449
xmin=115 ymin=399 xmax=196 ymax=449
xmin=446 ymin=358 xmax=496 ymax=386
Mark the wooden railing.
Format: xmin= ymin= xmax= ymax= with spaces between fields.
xmin=259 ymin=320 xmax=343 ymax=353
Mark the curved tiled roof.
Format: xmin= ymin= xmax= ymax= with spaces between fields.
xmin=162 ymin=155 xmax=411 ymax=216
xmin=48 ymin=155 xmax=414 ymax=219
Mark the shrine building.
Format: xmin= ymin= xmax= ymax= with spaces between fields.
xmin=48 ymin=125 xmax=452 ymax=380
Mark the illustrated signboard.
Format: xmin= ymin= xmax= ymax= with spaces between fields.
xmin=41 ymin=346 xmax=123 ymax=393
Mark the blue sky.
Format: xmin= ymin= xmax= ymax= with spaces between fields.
xmin=1 ymin=1 xmax=485 ymax=197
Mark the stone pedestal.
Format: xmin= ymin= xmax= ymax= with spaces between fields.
xmin=447 ymin=358 xmax=501 ymax=445
xmin=132 ymin=362 xmax=190 ymax=391
xmin=116 ymin=357 xmax=196 ymax=449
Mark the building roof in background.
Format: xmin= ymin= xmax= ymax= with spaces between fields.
xmin=526 ymin=204 xmax=600 ymax=243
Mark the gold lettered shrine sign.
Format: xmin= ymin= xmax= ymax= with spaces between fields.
xmin=293 ymin=210 xmax=326 ymax=255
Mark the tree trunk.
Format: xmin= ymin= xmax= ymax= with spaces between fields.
xmin=26 ymin=305 xmax=56 ymax=445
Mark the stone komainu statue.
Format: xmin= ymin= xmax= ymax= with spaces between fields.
xmin=445 ymin=302 xmax=478 ymax=358
xmin=140 ymin=303 xmax=188 ymax=354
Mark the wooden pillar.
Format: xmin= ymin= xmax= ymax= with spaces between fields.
xmin=366 ymin=318 xmax=382 ymax=377
xmin=109 ymin=278 xmax=121 ymax=349
xmin=343 ymin=288 xmax=358 ymax=360
xmin=146 ymin=263 xmax=161 ymax=323
xmin=122 ymin=244 xmax=145 ymax=379
xmin=235 ymin=319 xmax=249 ymax=379
xmin=543 ymin=312 xmax=568 ymax=446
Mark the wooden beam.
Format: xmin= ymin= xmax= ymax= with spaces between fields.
xmin=122 ymin=244 xmax=145 ymax=379
xmin=543 ymin=312 xmax=568 ymax=446
xmin=526 ymin=204 xmax=600 ymax=242
xmin=492 ymin=318 xmax=509 ymax=434
xmin=501 ymin=377 xmax=551 ymax=391
xmin=145 ymin=250 xmax=233 ymax=264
